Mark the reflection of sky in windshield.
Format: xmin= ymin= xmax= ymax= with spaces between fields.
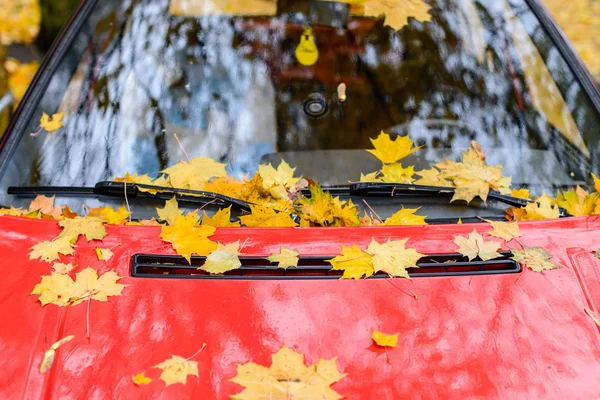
xmin=1 ymin=0 xmax=599 ymax=205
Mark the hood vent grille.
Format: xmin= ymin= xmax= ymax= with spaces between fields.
xmin=131 ymin=252 xmax=519 ymax=280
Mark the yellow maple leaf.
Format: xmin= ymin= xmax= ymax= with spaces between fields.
xmin=28 ymin=195 xmax=61 ymax=219
xmin=40 ymin=335 xmax=74 ymax=373
xmin=199 ymin=241 xmax=242 ymax=274
xmin=0 ymin=206 xmax=29 ymax=217
xmin=327 ymin=244 xmax=374 ymax=280
xmin=371 ymin=330 xmax=398 ymax=348
xmin=160 ymin=213 xmax=218 ymax=262
xmin=414 ymin=168 xmax=453 ymax=187
xmin=486 ymin=221 xmax=522 ymax=242
xmin=52 ymin=262 xmax=73 ymax=274
xmin=556 ymin=186 xmax=599 ymax=216
xmin=593 ymin=173 xmax=600 ymax=193
xmin=154 ymin=355 xmax=198 ymax=386
xmin=436 ymin=143 xmax=512 ymax=204
xmin=511 ymin=247 xmax=561 ymax=273
xmin=198 ymin=177 xmax=246 ymax=199
xmin=267 ymin=248 xmax=299 ymax=269
xmin=359 ymin=171 xmax=381 ymax=182
xmin=31 ymin=272 xmax=76 ymax=306
xmin=366 ymin=238 xmax=424 ymax=278
xmin=584 ymin=307 xmax=600 ymax=327
xmin=296 ymin=184 xmax=359 ymax=227
xmin=38 ymin=112 xmax=64 ymax=133
xmin=30 ymin=237 xmax=75 ymax=262
xmin=58 ymin=216 xmax=107 ymax=243
xmin=453 ymin=230 xmax=502 ymax=261
xmin=259 ymin=160 xmax=300 ymax=192
xmin=0 ymin=0 xmax=41 ymax=45
xmin=511 ymin=188 xmax=531 ymax=200
xmin=69 ymin=267 xmax=128 ymax=305
xmin=157 ymin=196 xmax=181 ymax=225
xmin=95 ymin=248 xmax=114 ymax=261
xmin=380 ymin=163 xmax=415 ymax=184
xmin=132 ymin=372 xmax=152 ymax=386
xmin=511 ymin=195 xmax=561 ymax=220
xmin=230 ymin=345 xmax=346 ymax=400
xmin=384 ymin=207 xmax=427 ymax=226
xmin=349 ymin=0 xmax=432 ymax=31
xmin=88 ymin=205 xmax=130 ymax=225
xmin=162 ymin=156 xmax=227 ymax=189
xmin=202 ymin=206 xmax=240 ymax=227
xmin=239 ymin=204 xmax=297 ymax=228
xmin=366 ymin=131 xmax=421 ymax=164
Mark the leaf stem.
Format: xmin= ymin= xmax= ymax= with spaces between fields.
xmin=186 ymin=343 xmax=207 ymax=360
xmin=362 ymin=199 xmax=383 ymax=223
xmin=123 ymin=183 xmax=132 ymax=222
xmin=174 ymin=133 xmax=191 ymax=163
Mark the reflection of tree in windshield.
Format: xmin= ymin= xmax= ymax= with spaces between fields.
xmin=13 ymin=0 xmax=600 ymax=196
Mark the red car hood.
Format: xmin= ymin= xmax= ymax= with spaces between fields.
xmin=2 ymin=216 xmax=600 ymax=399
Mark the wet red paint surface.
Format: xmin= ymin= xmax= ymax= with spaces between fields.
xmin=2 ymin=215 xmax=600 ymax=399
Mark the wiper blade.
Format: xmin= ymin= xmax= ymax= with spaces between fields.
xmin=94 ymin=182 xmax=253 ymax=211
xmin=348 ymin=182 xmax=568 ymax=216
xmin=8 ymin=183 xmax=253 ymax=212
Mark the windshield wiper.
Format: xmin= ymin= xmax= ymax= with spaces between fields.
xmin=8 ymin=182 xmax=253 ymax=212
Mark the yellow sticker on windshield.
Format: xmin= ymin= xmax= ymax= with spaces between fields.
xmin=295 ymin=28 xmax=319 ymax=66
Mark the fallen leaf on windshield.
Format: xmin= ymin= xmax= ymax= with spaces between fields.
xmin=267 ymin=248 xmax=299 ymax=269
xmin=29 ymin=195 xmax=61 ymax=219
xmin=199 ymin=241 xmax=242 ymax=274
xmin=414 ymin=168 xmax=453 ymax=187
xmin=359 ymin=171 xmax=381 ymax=182
xmin=39 ymin=112 xmax=64 ymax=132
xmin=585 ymin=307 xmax=600 ymax=327
xmin=259 ymin=160 xmax=301 ymax=194
xmin=58 ymin=216 xmax=107 ymax=243
xmin=384 ymin=207 xmax=427 ymax=226
xmin=202 ymin=206 xmax=240 ymax=227
xmin=156 ymin=196 xmax=181 ymax=225
xmin=509 ymin=195 xmax=560 ymax=221
xmin=40 ymin=335 xmax=74 ymax=373
xmin=95 ymin=248 xmax=114 ymax=261
xmin=380 ymin=163 xmax=415 ymax=184
xmin=132 ymin=372 xmax=152 ymax=386
xmin=296 ymin=184 xmax=360 ymax=227
xmin=160 ymin=213 xmax=217 ymax=262
xmin=88 ymin=205 xmax=130 ymax=225
xmin=436 ymin=143 xmax=511 ymax=204
xmin=154 ymin=355 xmax=199 ymax=387
xmin=454 ymin=230 xmax=502 ymax=261
xmin=511 ymin=247 xmax=561 ymax=273
xmin=367 ymin=238 xmax=424 ymax=278
xmin=371 ymin=330 xmax=398 ymax=348
xmin=239 ymin=205 xmax=297 ymax=228
xmin=357 ymin=0 xmax=432 ymax=31
xmin=511 ymin=188 xmax=531 ymax=200
xmin=328 ymin=244 xmax=374 ymax=280
xmin=367 ymin=131 xmax=421 ymax=164
xmin=30 ymin=237 xmax=75 ymax=263
xmin=230 ymin=345 xmax=346 ymax=400
xmin=52 ymin=262 xmax=73 ymax=274
xmin=556 ymin=186 xmax=599 ymax=216
xmin=486 ymin=221 xmax=522 ymax=242
xmin=162 ymin=156 xmax=227 ymax=189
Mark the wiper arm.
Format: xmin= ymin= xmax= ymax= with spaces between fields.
xmin=8 ymin=182 xmax=253 ymax=212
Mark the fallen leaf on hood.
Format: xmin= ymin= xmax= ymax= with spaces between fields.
xmin=162 ymin=156 xmax=227 ymax=189
xmin=509 ymin=195 xmax=560 ymax=221
xmin=371 ymin=330 xmax=398 ymax=348
xmin=267 ymin=248 xmax=299 ymax=269
xmin=454 ymin=230 xmax=502 ymax=261
xmin=384 ymin=207 xmax=427 ymax=226
xmin=239 ymin=204 xmax=297 ymax=228
xmin=52 ymin=262 xmax=73 ymax=274
xmin=154 ymin=355 xmax=199 ymax=386
xmin=156 ymin=196 xmax=181 ymax=225
xmin=511 ymin=247 xmax=561 ymax=273
xmin=230 ymin=345 xmax=346 ymax=400
xmin=202 ymin=206 xmax=240 ymax=227
xmin=95 ymin=248 xmax=114 ymax=261
xmin=585 ymin=307 xmax=600 ymax=327
xmin=31 ymin=273 xmax=76 ymax=306
xmin=29 ymin=195 xmax=61 ymax=219
xmin=486 ymin=221 xmax=522 ymax=242
xmin=160 ymin=213 xmax=217 ymax=262
xmin=367 ymin=238 xmax=424 ymax=278
xmin=328 ymin=244 xmax=374 ymax=280
xmin=40 ymin=335 xmax=74 ymax=373
xmin=30 ymin=237 xmax=75 ymax=262
xmin=132 ymin=372 xmax=153 ymax=386
xmin=199 ymin=241 xmax=242 ymax=274
xmin=367 ymin=131 xmax=421 ymax=164
xmin=58 ymin=216 xmax=107 ymax=243
xmin=39 ymin=112 xmax=64 ymax=132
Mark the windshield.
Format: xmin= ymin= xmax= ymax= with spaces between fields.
xmin=1 ymin=0 xmax=599 ymax=212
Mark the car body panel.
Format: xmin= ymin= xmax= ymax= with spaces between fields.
xmin=2 ymin=216 xmax=600 ymax=399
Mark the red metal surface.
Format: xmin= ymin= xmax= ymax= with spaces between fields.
xmin=2 ymin=216 xmax=600 ymax=399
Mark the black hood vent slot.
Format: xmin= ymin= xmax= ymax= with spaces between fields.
xmin=131 ymin=252 xmax=519 ymax=280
